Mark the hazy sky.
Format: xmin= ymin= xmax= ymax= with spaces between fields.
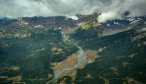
xmin=0 ymin=0 xmax=146 ymax=22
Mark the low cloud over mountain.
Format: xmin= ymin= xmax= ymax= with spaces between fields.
xmin=1 ymin=0 xmax=146 ymax=22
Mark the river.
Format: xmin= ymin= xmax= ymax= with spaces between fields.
xmin=47 ymin=45 xmax=86 ymax=83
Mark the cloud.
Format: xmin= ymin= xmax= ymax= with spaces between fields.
xmin=98 ymin=0 xmax=146 ymax=22
xmin=0 ymin=0 xmax=146 ymax=22
xmin=98 ymin=10 xmax=120 ymax=23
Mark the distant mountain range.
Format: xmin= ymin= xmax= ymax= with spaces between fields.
xmin=0 ymin=14 xmax=146 ymax=37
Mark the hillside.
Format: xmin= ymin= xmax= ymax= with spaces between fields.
xmin=0 ymin=14 xmax=146 ymax=84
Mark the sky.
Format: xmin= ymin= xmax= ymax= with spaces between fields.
xmin=0 ymin=0 xmax=146 ymax=22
